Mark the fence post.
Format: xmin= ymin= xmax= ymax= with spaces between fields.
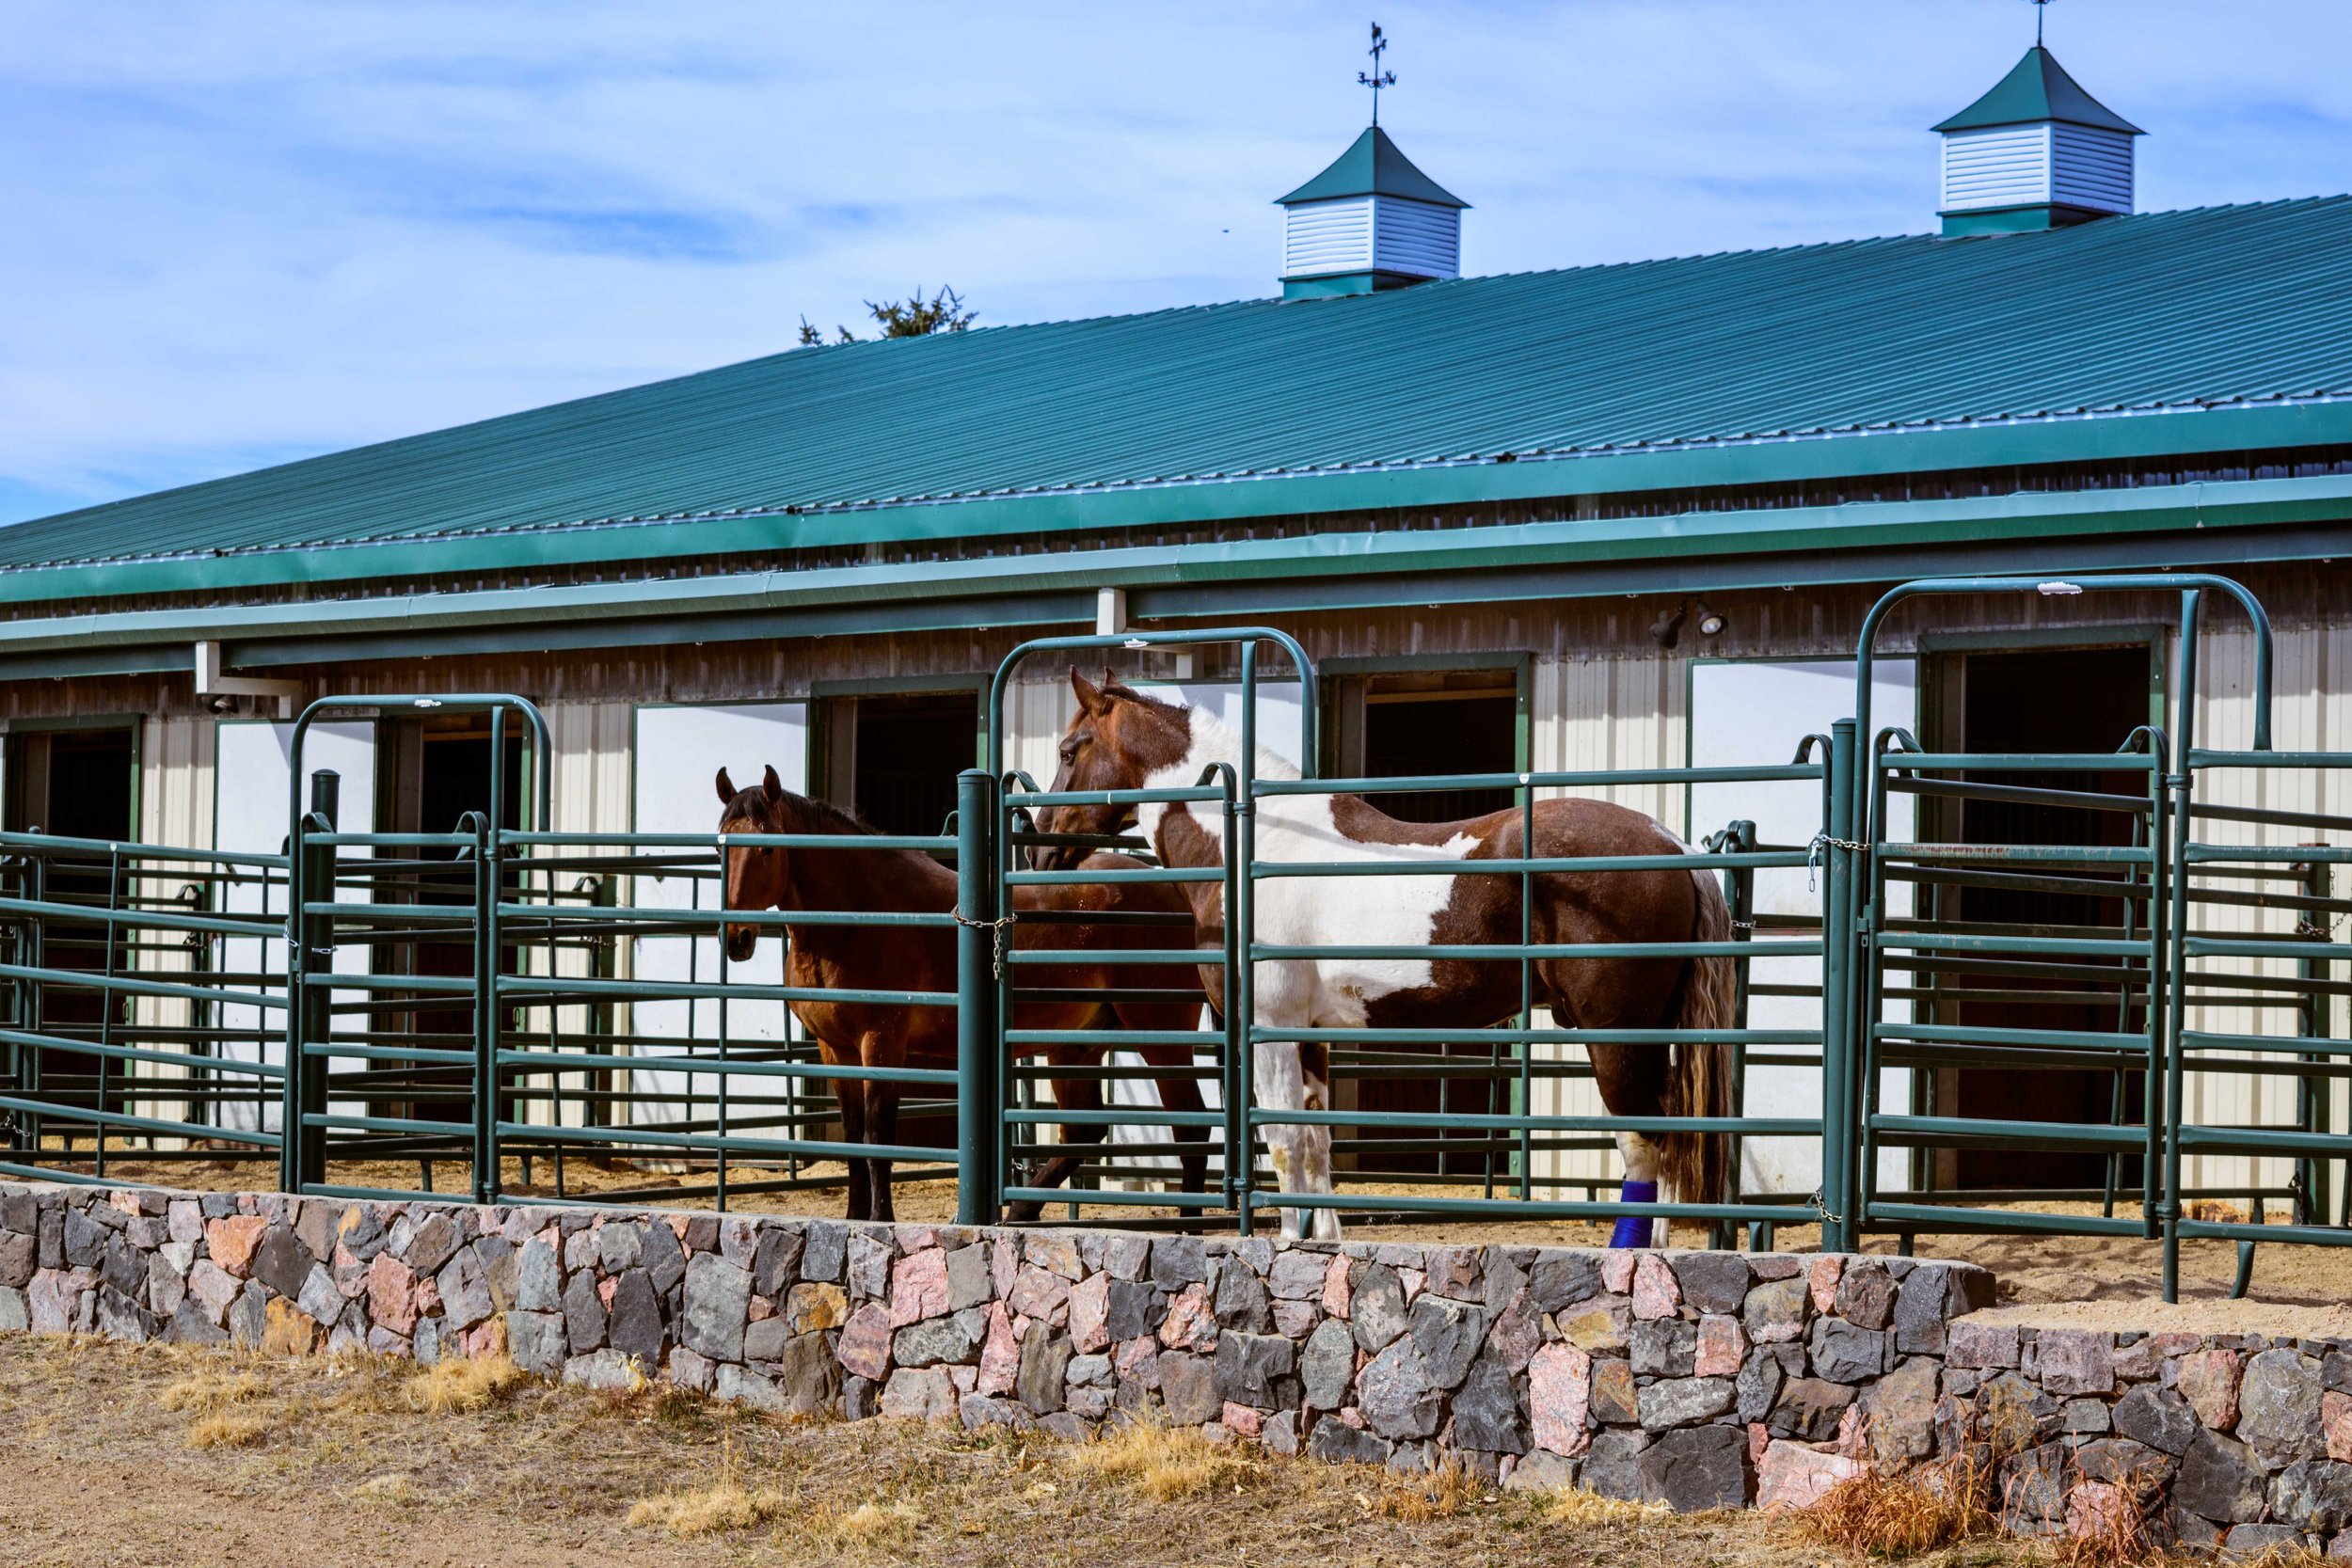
xmin=955 ymin=768 xmax=1000 ymax=1226
xmin=279 ymin=770 xmax=339 ymax=1192
xmin=1819 ymin=720 xmax=1860 ymax=1253
xmin=470 ymin=807 xmax=501 ymax=1206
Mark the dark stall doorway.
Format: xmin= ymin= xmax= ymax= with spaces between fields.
xmin=821 ymin=690 xmax=978 ymax=837
xmin=374 ymin=714 xmax=528 ymax=1129
xmin=3 ymin=726 xmax=137 ymax=1125
xmin=1929 ymin=644 xmax=2153 ymax=1193
xmin=1329 ymin=669 xmax=1523 ymax=1174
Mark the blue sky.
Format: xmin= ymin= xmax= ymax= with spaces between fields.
xmin=2 ymin=0 xmax=2346 ymax=524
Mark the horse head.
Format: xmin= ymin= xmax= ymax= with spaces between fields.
xmin=714 ymin=763 xmax=790 ymax=961
xmin=1029 ymin=667 xmax=1191 ymax=870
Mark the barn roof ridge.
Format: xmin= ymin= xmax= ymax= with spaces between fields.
xmin=4 ymin=194 xmax=2350 ymax=591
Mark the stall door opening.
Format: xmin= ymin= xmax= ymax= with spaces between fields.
xmin=4 ymin=726 xmax=137 ymax=1127
xmin=827 ymin=690 xmax=977 ymax=837
xmin=1933 ymin=644 xmax=2153 ymax=1193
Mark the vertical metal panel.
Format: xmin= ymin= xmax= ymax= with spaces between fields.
xmin=128 ymin=717 xmax=217 ymax=1128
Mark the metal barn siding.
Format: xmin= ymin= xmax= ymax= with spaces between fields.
xmin=127 ymin=716 xmax=217 ymax=1131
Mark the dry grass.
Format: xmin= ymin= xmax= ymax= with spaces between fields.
xmin=402 ymin=1350 xmax=528 ymax=1415
xmin=808 ymin=1497 xmax=924 ymax=1552
xmin=1064 ymin=1417 xmax=1267 ymax=1501
xmin=626 ymin=1478 xmax=792 ymax=1538
xmin=158 ymin=1368 xmax=262 ymax=1415
xmin=354 ymin=1473 xmax=420 ymax=1508
xmin=1791 ymin=1456 xmax=1995 ymax=1560
xmin=1546 ymin=1486 xmax=1674 ymax=1527
xmin=186 ymin=1409 xmax=271 ymax=1449
xmin=1363 ymin=1459 xmax=1493 ymax=1522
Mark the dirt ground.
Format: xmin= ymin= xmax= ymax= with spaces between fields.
xmin=0 ymin=1333 xmax=1935 ymax=1568
xmin=35 ymin=1141 xmax=2352 ymax=1311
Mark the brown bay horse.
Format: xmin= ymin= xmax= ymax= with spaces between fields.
xmin=1031 ymin=671 xmax=1734 ymax=1243
xmin=716 ymin=766 xmax=1209 ymax=1222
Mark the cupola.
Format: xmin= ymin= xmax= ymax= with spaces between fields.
xmin=1934 ymin=45 xmax=2142 ymax=236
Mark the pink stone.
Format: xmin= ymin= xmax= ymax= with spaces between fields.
xmin=1756 ymin=1440 xmax=1866 ymax=1512
xmin=1809 ymin=1255 xmax=1844 ymax=1314
xmin=365 ymin=1252 xmax=419 ymax=1335
xmin=1749 ymin=1422 xmax=1772 ymax=1466
xmin=667 ymin=1215 xmax=690 ymax=1239
xmin=1222 ymin=1402 xmax=1263 ymax=1438
xmin=1009 ymin=1264 xmax=1072 ymax=1326
xmin=1272 ymin=1298 xmax=1319 ymax=1338
xmin=949 ymin=1365 xmax=977 ymax=1395
xmin=1528 ymin=1342 xmax=1593 ymax=1458
xmin=1158 ymin=1281 xmax=1216 ymax=1351
xmin=748 ymin=1297 xmax=774 ymax=1323
xmin=1067 ymin=1272 xmax=1111 ymax=1354
xmin=1322 ymin=1256 xmax=1352 ymax=1320
xmin=1836 ymin=1402 xmax=1867 ymax=1458
xmin=1696 ymin=1314 xmax=1746 ymax=1377
xmin=109 ymin=1190 xmax=142 ymax=1216
xmin=1398 ymin=1268 xmax=1426 ymax=1303
xmin=410 ymin=1275 xmax=440 ymax=1320
xmin=836 ymin=1301 xmax=894 ymax=1382
xmin=1338 ymin=1406 xmax=1366 ymax=1431
xmin=1631 ymin=1255 xmax=1681 ymax=1321
xmin=2153 ymin=1332 xmax=2204 ymax=1356
xmin=888 ymin=1247 xmax=951 ymax=1327
xmin=1599 ymin=1253 xmax=1635 ymax=1294
xmin=462 ymin=1321 xmax=502 ymax=1359
xmin=900 ymin=1226 xmax=938 ymax=1253
xmin=977 ymin=1304 xmax=1021 ymax=1397
xmin=598 ymin=1277 xmax=617 ymax=1308
xmin=990 ymin=1238 xmax=1021 ymax=1299
xmin=2065 ymin=1481 xmax=2134 ymax=1542
xmin=1113 ymin=1336 xmax=1160 ymax=1389
xmin=2036 ymin=1329 xmax=2114 ymax=1397
xmin=2177 ymin=1348 xmax=2242 ymax=1432
xmin=2323 ymin=1390 xmax=2352 ymax=1462
xmin=205 ymin=1214 xmax=268 ymax=1277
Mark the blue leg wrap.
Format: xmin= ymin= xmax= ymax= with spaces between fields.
xmin=1610 ymin=1180 xmax=1658 ymax=1249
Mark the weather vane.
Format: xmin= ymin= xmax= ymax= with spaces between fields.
xmin=2028 ymin=0 xmax=2052 ymax=47
xmin=1359 ymin=22 xmax=1396 ymax=127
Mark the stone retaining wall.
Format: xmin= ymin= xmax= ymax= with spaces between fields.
xmin=4 ymin=1182 xmax=2344 ymax=1545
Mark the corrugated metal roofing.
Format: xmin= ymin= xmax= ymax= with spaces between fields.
xmin=8 ymin=196 xmax=2351 ymax=575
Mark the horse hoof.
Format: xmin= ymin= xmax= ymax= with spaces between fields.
xmin=1609 ymin=1181 xmax=1660 ymax=1249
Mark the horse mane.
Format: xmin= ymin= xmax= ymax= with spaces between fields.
xmin=723 ymin=784 xmax=882 ymax=836
xmin=1154 ymin=694 xmax=1303 ymax=783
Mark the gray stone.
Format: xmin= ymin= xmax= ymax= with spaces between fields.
xmin=169 ymin=1297 xmax=227 ymax=1346
xmin=605 ymin=1269 xmax=666 ymax=1364
xmin=1268 ymin=1250 xmax=1329 ymax=1301
xmin=1629 ymin=1317 xmax=1697 ymax=1377
xmin=1452 ymin=1350 xmax=1530 ymax=1455
xmin=752 ymin=1227 xmax=803 ymax=1297
xmin=562 ymin=1269 xmax=606 ymax=1353
xmin=99 ymin=1236 xmax=144 ymax=1299
xmin=405 ymin=1212 xmax=462 ymax=1275
xmin=944 ymin=1243 xmax=992 ymax=1310
xmin=61 ymin=1207 xmax=103 ymax=1268
xmin=846 ymin=1231 xmax=894 ymax=1298
xmin=1834 ymin=1260 xmax=1898 ymax=1330
xmin=1407 ymin=1294 xmax=1487 ymax=1389
xmin=436 ymin=1247 xmax=495 ymax=1332
xmin=227 ymin=1281 xmax=267 ymax=1347
xmin=842 ymin=1374 xmax=880 ymax=1421
xmin=247 ymin=1225 xmax=311 ymax=1300
xmin=1103 ymin=1279 xmax=1155 ymax=1342
xmin=1214 ymin=1259 xmax=1273 ymax=1333
xmin=1158 ymin=1353 xmax=1221 ymax=1425
xmin=1670 ymin=1253 xmax=1750 ymax=1316
xmin=2275 ymin=1462 xmax=2352 ymax=1531
xmin=1357 ymin=1338 xmax=1443 ymax=1439
xmin=2241 ymin=1348 xmax=2324 ymax=1462
xmin=895 ymin=1315 xmax=980 ymax=1368
xmin=295 ymin=1262 xmax=342 ymax=1326
xmin=641 ymin=1219 xmax=686 ymax=1295
xmin=1350 ymin=1264 xmax=1409 ymax=1353
xmin=1742 ymin=1276 xmax=1810 ymax=1343
xmin=2325 ymin=1351 xmax=2352 ymax=1395
xmin=1389 ymin=1439 xmax=1438 ymax=1475
xmin=959 ymin=1394 xmax=1037 ymax=1433
xmin=2223 ymin=1523 xmax=2312 ymax=1556
xmin=800 ymin=1223 xmax=846 ymax=1284
xmin=0 ymin=1286 xmax=27 ymax=1334
xmin=2115 ymin=1383 xmax=2199 ymax=1456
xmin=94 ymin=1288 xmax=158 ymax=1343
xmin=668 ymin=1345 xmax=715 ymax=1394
xmin=514 ymin=1239 xmax=562 ymax=1314
xmin=1214 ymin=1332 xmax=1296 ymax=1406
xmin=2074 ymin=1436 xmax=2176 ymax=1489
xmin=1736 ymin=1349 xmax=1785 ymax=1422
xmin=743 ymin=1316 xmax=790 ymax=1364
xmin=1100 ymin=1234 xmax=1150 ymax=1282
xmin=1638 ymin=1376 xmax=1734 ymax=1429
xmin=1525 ymin=1254 xmax=1601 ymax=1314
xmin=1309 ymin=1416 xmax=1394 ymax=1466
xmin=1637 ymin=1425 xmax=1750 ymax=1513
xmin=1068 ymin=1353 xmax=1112 ymax=1387
xmin=0 ymin=1231 xmax=34 ymax=1290
xmin=472 ymin=1235 xmax=518 ymax=1310
xmin=1150 ymin=1236 xmax=1208 ymax=1289
xmin=1483 ymin=1251 xmax=1530 ymax=1315
xmin=1263 ymin=1409 xmax=1299 ymax=1455
xmin=1891 ymin=1265 xmax=1971 ymax=1355
xmin=679 ymin=1252 xmax=752 ymax=1363
xmin=712 ymin=1362 xmax=788 ymax=1414
xmin=2177 ymin=1430 xmax=2267 ymax=1524
xmin=1302 ymin=1319 xmax=1357 ymax=1410
xmin=880 ymin=1367 xmax=956 ymax=1421
xmin=1809 ymin=1316 xmax=1893 ymax=1383
xmin=2062 ymin=1397 xmax=2112 ymax=1434
xmin=508 ymin=1310 xmax=565 ymax=1375
xmin=1768 ymin=1377 xmax=1854 ymax=1443
xmin=1862 ymin=1356 xmax=1940 ymax=1462
xmin=1999 ymin=1444 xmax=2067 ymax=1526
xmin=775 ymin=1331 xmax=841 ymax=1414
xmin=1017 ymin=1322 xmax=1073 ymax=1414
xmin=2036 ymin=1329 xmax=2115 ymax=1398
xmin=1504 ymin=1449 xmax=1575 ymax=1493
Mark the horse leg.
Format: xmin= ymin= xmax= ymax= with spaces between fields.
xmin=1587 ymin=1039 xmax=1669 ymax=1249
xmin=833 ymin=1045 xmax=872 ymax=1223
xmin=1296 ymin=1041 xmax=1342 ymax=1242
xmin=1022 ymin=1065 xmax=1110 ymax=1220
xmin=860 ymin=1031 xmax=901 ymax=1223
xmin=1253 ymin=1037 xmax=1312 ymax=1241
xmin=1139 ymin=1045 xmax=1210 ymax=1200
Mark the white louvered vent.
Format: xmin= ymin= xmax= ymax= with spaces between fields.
xmin=1940 ymin=125 xmax=2052 ymax=213
xmin=2050 ymin=122 xmax=2134 ymax=214
xmin=1372 ymin=198 xmax=1460 ymax=279
xmin=1282 ymin=197 xmax=1375 ymax=277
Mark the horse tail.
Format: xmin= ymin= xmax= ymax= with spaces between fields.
xmin=1657 ymin=866 xmax=1737 ymax=1210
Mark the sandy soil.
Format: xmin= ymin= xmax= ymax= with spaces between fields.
xmin=0 ymin=1334 xmax=1917 ymax=1568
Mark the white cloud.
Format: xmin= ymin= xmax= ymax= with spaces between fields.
xmin=0 ymin=0 xmax=2345 ymax=519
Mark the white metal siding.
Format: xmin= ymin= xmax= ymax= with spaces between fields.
xmin=1282 ymin=197 xmax=1374 ymax=277
xmin=1372 ymin=197 xmax=1459 ymax=279
xmin=1940 ymin=125 xmax=2052 ymax=212
xmin=2050 ymin=123 xmax=2134 ymax=214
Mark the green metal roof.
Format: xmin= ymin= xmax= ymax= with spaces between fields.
xmin=1275 ymin=126 xmax=1469 ymax=209
xmin=1933 ymin=46 xmax=2143 ymax=135
xmin=5 ymin=196 xmax=2347 ymax=601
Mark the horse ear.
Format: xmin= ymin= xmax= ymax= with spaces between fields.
xmin=1071 ymin=665 xmax=1106 ymax=717
xmin=761 ymin=764 xmax=785 ymax=803
xmin=715 ymin=768 xmax=735 ymax=804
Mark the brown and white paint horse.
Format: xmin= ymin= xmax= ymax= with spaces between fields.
xmin=717 ymin=766 xmax=1210 ymax=1223
xmin=1032 ymin=672 xmax=1734 ymax=1243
